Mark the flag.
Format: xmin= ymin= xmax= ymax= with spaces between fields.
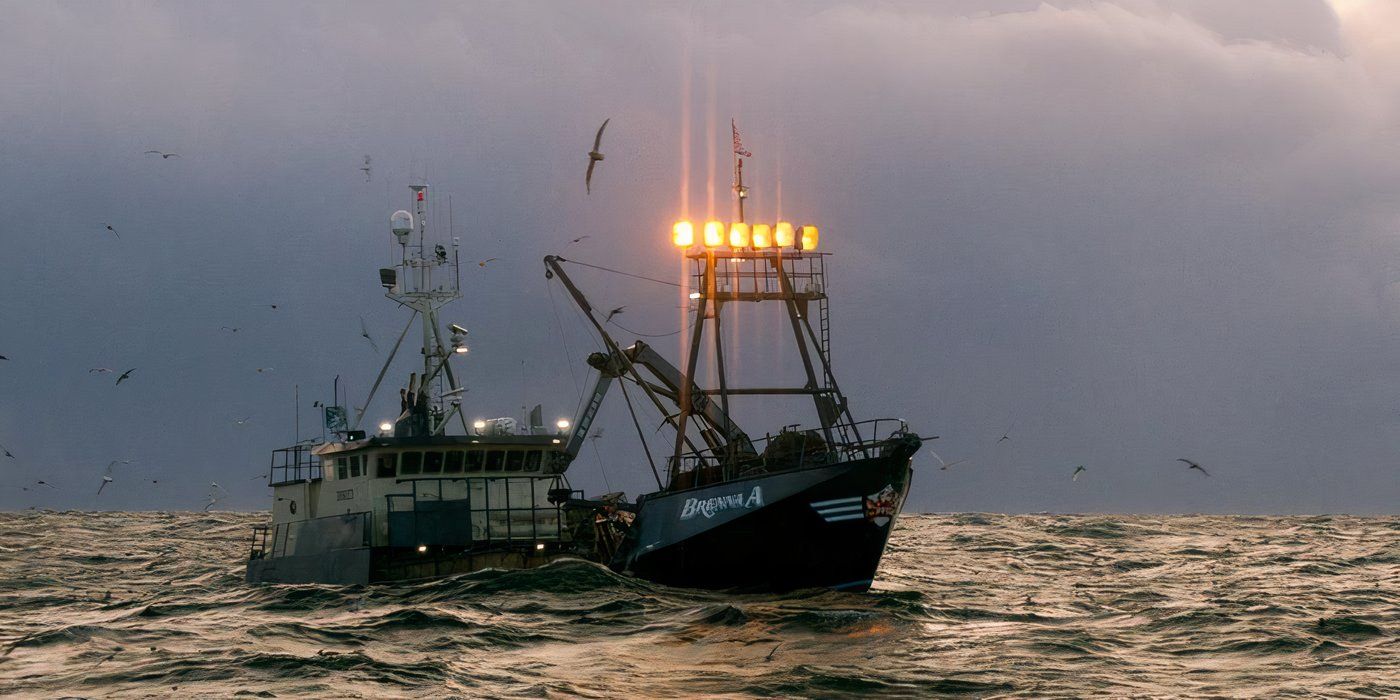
xmin=732 ymin=118 xmax=752 ymax=158
xmin=324 ymin=406 xmax=347 ymax=432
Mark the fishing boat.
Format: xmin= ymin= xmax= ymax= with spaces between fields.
xmin=246 ymin=184 xmax=591 ymax=584
xmin=248 ymin=167 xmax=922 ymax=591
xmin=545 ymin=217 xmax=922 ymax=592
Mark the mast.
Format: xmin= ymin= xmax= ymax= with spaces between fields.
xmin=350 ymin=183 xmax=469 ymax=437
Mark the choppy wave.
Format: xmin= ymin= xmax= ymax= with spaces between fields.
xmin=1 ymin=511 xmax=1397 ymax=698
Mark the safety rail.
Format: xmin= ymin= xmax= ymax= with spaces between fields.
xmin=268 ymin=443 xmax=323 ymax=486
xmin=385 ymin=476 xmax=567 ymax=551
xmin=666 ymin=418 xmax=911 ymax=488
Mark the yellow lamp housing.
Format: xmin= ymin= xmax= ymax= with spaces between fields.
xmin=800 ymin=225 xmax=819 ymax=251
xmin=729 ymin=222 xmax=750 ymax=248
xmin=775 ymin=222 xmax=795 ymax=248
xmin=751 ymin=223 xmax=773 ymax=249
xmin=703 ymin=220 xmax=725 ymax=248
xmin=672 ymin=221 xmax=694 ymax=247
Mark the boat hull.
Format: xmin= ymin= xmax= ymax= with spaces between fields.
xmin=618 ymin=447 xmax=915 ymax=592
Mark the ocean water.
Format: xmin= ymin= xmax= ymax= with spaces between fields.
xmin=0 ymin=512 xmax=1396 ymax=698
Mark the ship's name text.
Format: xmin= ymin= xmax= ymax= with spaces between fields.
xmin=680 ymin=486 xmax=764 ymax=520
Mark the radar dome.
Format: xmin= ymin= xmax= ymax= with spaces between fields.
xmin=391 ymin=210 xmax=413 ymax=238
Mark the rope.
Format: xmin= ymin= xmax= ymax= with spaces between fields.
xmin=618 ymin=378 xmax=664 ymax=490
xmin=606 ymin=320 xmax=684 ymax=338
xmin=557 ymin=257 xmax=682 ymax=288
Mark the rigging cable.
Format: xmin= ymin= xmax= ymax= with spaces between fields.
xmin=618 ymin=376 xmax=665 ymax=490
xmin=556 ymin=257 xmax=682 ymax=288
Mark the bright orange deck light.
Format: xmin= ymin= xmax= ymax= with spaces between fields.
xmin=775 ymin=222 xmax=795 ymax=248
xmin=703 ymin=221 xmax=725 ymax=248
xmin=800 ymin=225 xmax=819 ymax=251
xmin=752 ymin=224 xmax=773 ymax=248
xmin=729 ymin=222 xmax=750 ymax=248
xmin=672 ymin=221 xmax=694 ymax=247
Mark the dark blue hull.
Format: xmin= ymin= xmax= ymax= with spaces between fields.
xmin=618 ymin=445 xmax=916 ymax=592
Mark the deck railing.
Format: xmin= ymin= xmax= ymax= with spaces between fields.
xmin=267 ymin=443 xmax=323 ymax=486
xmin=665 ymin=418 xmax=911 ymax=489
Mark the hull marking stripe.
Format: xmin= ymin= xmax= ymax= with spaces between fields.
xmin=809 ymin=496 xmax=862 ymax=508
xmin=822 ymin=513 xmax=866 ymax=522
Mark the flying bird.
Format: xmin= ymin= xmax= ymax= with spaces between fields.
xmin=220 ymin=326 xmax=239 ymax=333
xmin=997 ymin=424 xmax=1014 ymax=444
xmin=358 ymin=316 xmax=379 ymax=352
xmin=585 ymin=118 xmax=609 ymax=194
xmin=115 ymin=368 xmax=135 ymax=385
xmin=0 ymin=442 xmax=13 ymax=459
xmin=233 ymin=417 xmax=252 ymax=426
xmin=256 ymin=367 xmax=274 ymax=374
xmin=604 ymin=306 xmax=626 ymax=324
xmin=0 ymin=355 xmax=7 ymax=360
xmin=102 ymin=224 xmax=119 ymax=239
xmin=1177 ymin=458 xmax=1211 ymax=477
xmin=89 ymin=367 xmax=113 ymax=374
xmin=928 ymin=450 xmax=970 ymax=471
xmin=143 ymin=150 xmax=180 ymax=159
xmin=359 ymin=155 xmax=372 ymax=181
xmin=569 ymin=235 xmax=591 ymax=245
xmin=477 ymin=258 xmax=498 ymax=268
xmin=1072 ymin=465 xmax=1086 ymax=481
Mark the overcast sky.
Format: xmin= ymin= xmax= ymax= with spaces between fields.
xmin=2 ymin=1 xmax=1398 ymax=514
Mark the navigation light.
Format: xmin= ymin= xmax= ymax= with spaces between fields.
xmin=703 ymin=221 xmax=724 ymax=248
xmin=775 ymin=222 xmax=795 ymax=248
xmin=672 ymin=221 xmax=694 ymax=247
xmin=729 ymin=222 xmax=750 ymax=248
xmin=752 ymin=224 xmax=773 ymax=249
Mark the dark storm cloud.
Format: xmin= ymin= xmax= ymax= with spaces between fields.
xmin=0 ymin=1 xmax=1396 ymax=513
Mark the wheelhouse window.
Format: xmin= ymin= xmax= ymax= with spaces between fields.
xmin=376 ymin=454 xmax=396 ymax=478
xmin=444 ymin=451 xmax=464 ymax=473
xmin=505 ymin=450 xmax=525 ymax=471
xmin=485 ymin=450 xmax=504 ymax=472
xmin=424 ymin=451 xmax=443 ymax=474
xmin=465 ymin=450 xmax=483 ymax=472
xmin=336 ymin=457 xmax=348 ymax=480
xmin=350 ymin=455 xmax=363 ymax=478
xmin=400 ymin=451 xmax=422 ymax=475
xmin=523 ymin=450 xmax=542 ymax=472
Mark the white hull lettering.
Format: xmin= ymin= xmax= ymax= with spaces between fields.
xmin=680 ymin=486 xmax=765 ymax=520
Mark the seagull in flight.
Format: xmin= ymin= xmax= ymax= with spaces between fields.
xmin=585 ymin=118 xmax=609 ymax=194
xmin=997 ymin=424 xmax=1014 ymax=443
xmin=143 ymin=150 xmax=180 ymax=159
xmin=477 ymin=258 xmax=498 ymax=268
xmin=928 ymin=449 xmax=970 ymax=471
xmin=115 ymin=368 xmax=135 ymax=385
xmin=89 ymin=367 xmax=113 ymax=374
xmin=36 ymin=480 xmax=57 ymax=490
xmin=359 ymin=155 xmax=372 ymax=181
xmin=0 ymin=442 xmax=13 ymax=459
xmin=233 ymin=417 xmax=252 ymax=426
xmin=1072 ymin=465 xmax=1086 ymax=481
xmin=569 ymin=235 xmax=591 ymax=245
xmin=102 ymin=224 xmax=119 ymax=239
xmin=1177 ymin=458 xmax=1211 ymax=477
xmin=220 ymin=326 xmax=239 ymax=333
xmin=256 ymin=367 xmax=274 ymax=374
xmin=604 ymin=306 xmax=626 ymax=324
xmin=358 ymin=316 xmax=378 ymax=352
